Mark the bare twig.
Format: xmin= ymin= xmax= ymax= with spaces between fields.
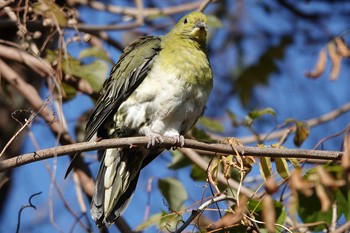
xmin=73 ymin=0 xmax=203 ymax=17
xmin=231 ymin=102 xmax=350 ymax=145
xmin=0 ymin=111 xmax=35 ymax=158
xmin=16 ymin=192 xmax=42 ymax=233
xmin=332 ymin=220 xmax=350 ymax=233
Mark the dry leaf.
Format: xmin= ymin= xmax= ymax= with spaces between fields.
xmin=305 ymin=49 xmax=327 ymax=79
xmin=290 ymin=169 xmax=314 ymax=196
xmin=315 ymin=183 xmax=331 ymax=212
xmin=262 ymin=195 xmax=275 ymax=233
xmin=316 ymin=166 xmax=345 ymax=189
xmin=342 ymin=134 xmax=350 ymax=183
xmin=328 ymin=43 xmax=342 ymax=81
xmin=335 ymin=37 xmax=350 ymax=57
xmin=265 ymin=176 xmax=278 ymax=194
xmin=208 ymin=195 xmax=247 ymax=230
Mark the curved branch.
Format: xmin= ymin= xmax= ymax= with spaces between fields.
xmin=0 ymin=136 xmax=343 ymax=173
xmin=228 ymin=102 xmax=350 ymax=145
xmin=173 ymin=194 xmax=236 ymax=233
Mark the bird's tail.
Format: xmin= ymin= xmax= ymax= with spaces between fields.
xmin=91 ymin=147 xmax=155 ymax=227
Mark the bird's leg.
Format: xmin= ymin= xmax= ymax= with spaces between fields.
xmin=139 ymin=126 xmax=164 ymax=148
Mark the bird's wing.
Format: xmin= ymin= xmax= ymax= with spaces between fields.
xmin=84 ymin=36 xmax=162 ymax=141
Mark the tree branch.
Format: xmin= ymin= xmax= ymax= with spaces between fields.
xmin=0 ymin=136 xmax=343 ymax=173
xmin=226 ymin=101 xmax=350 ymax=145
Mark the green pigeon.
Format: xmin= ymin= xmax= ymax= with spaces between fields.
xmin=87 ymin=11 xmax=213 ymax=227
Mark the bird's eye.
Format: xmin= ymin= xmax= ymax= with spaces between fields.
xmin=184 ymin=18 xmax=188 ymax=24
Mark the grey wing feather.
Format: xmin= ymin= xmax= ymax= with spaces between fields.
xmin=84 ymin=36 xmax=162 ymax=141
xmin=64 ymin=36 xmax=161 ymax=179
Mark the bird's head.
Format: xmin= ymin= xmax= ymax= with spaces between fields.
xmin=169 ymin=12 xmax=208 ymax=44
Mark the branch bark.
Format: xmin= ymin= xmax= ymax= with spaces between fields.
xmin=0 ymin=136 xmax=343 ymax=173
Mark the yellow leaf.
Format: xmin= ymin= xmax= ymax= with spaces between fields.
xmin=259 ymin=157 xmax=272 ymax=180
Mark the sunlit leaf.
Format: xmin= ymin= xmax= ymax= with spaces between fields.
xmin=248 ymin=107 xmax=276 ymax=120
xmin=259 ymin=157 xmax=272 ymax=180
xmin=294 ymin=121 xmax=310 ymax=147
xmin=79 ymin=47 xmax=113 ymax=64
xmin=136 ymin=211 xmax=181 ymax=232
xmin=275 ymin=158 xmax=290 ymax=179
xmin=33 ymin=0 xmax=67 ymax=26
xmin=198 ymin=116 xmax=224 ymax=132
xmin=68 ymin=60 xmax=107 ymax=92
xmin=288 ymin=158 xmax=300 ymax=169
xmin=158 ymin=178 xmax=188 ymax=211
xmin=136 ymin=212 xmax=163 ymax=231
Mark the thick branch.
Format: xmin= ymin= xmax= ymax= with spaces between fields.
xmin=0 ymin=44 xmax=95 ymax=96
xmin=0 ymin=136 xmax=343 ymax=172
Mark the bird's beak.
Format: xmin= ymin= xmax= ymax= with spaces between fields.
xmin=195 ymin=21 xmax=207 ymax=29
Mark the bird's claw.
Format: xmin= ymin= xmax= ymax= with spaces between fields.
xmin=146 ymin=133 xmax=164 ymax=148
xmin=171 ymin=135 xmax=185 ymax=150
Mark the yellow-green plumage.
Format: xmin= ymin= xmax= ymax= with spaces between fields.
xmin=88 ymin=11 xmax=212 ymax=227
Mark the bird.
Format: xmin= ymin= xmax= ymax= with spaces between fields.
xmin=86 ymin=11 xmax=213 ymax=227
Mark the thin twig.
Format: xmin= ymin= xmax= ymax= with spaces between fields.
xmin=173 ymin=194 xmax=236 ymax=233
xmin=0 ymin=111 xmax=35 ymax=158
xmin=215 ymin=101 xmax=350 ymax=145
xmin=16 ymin=192 xmax=42 ymax=233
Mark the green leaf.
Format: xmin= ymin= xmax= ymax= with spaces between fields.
xmin=33 ymin=0 xmax=67 ymax=26
xmin=234 ymin=36 xmax=293 ymax=106
xmin=337 ymin=186 xmax=350 ymax=220
xmin=198 ymin=116 xmax=224 ymax=132
xmin=294 ymin=121 xmax=310 ymax=147
xmin=191 ymin=127 xmax=214 ymax=142
xmin=247 ymin=199 xmax=286 ymax=225
xmin=46 ymin=50 xmax=107 ymax=92
xmin=68 ymin=60 xmax=107 ymax=92
xmin=259 ymin=157 xmax=272 ymax=180
xmin=168 ymin=150 xmax=191 ymax=170
xmin=158 ymin=178 xmax=188 ymax=211
xmin=298 ymin=191 xmax=332 ymax=231
xmin=248 ymin=107 xmax=276 ymax=120
xmin=61 ymin=82 xmax=77 ymax=100
xmin=275 ymin=158 xmax=290 ymax=179
xmin=190 ymin=164 xmax=207 ymax=181
xmin=79 ymin=47 xmax=113 ymax=64
xmin=288 ymin=158 xmax=301 ymax=169
xmin=136 ymin=211 xmax=181 ymax=232
xmin=136 ymin=212 xmax=163 ymax=231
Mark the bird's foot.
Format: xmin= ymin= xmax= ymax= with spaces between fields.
xmin=172 ymin=135 xmax=185 ymax=149
xmin=164 ymin=131 xmax=184 ymax=149
xmin=140 ymin=127 xmax=164 ymax=148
